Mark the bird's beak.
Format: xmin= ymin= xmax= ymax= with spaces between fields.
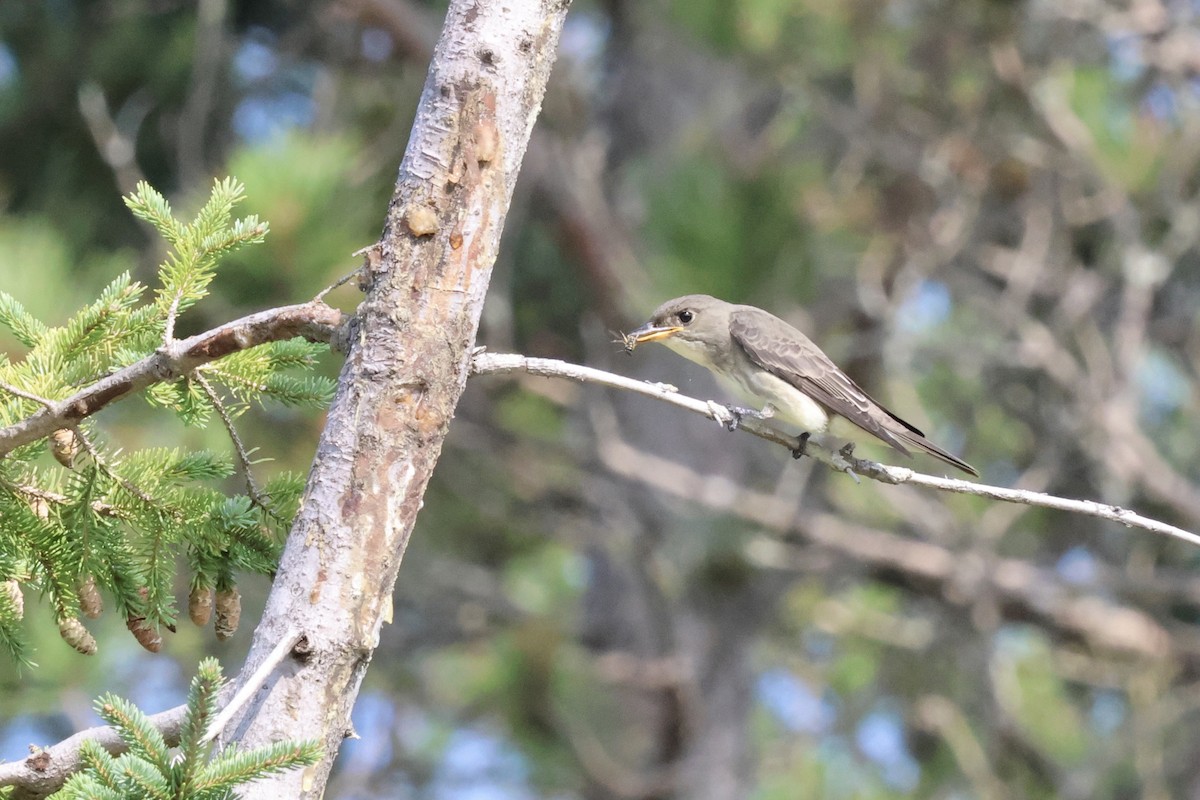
xmin=627 ymin=322 xmax=683 ymax=345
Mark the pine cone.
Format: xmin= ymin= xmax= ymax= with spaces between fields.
xmin=50 ymin=428 xmax=80 ymax=468
xmin=189 ymin=585 xmax=213 ymax=627
xmin=214 ymin=587 xmax=241 ymax=641
xmin=78 ymin=575 xmax=102 ymax=619
xmin=58 ymin=617 xmax=97 ymax=655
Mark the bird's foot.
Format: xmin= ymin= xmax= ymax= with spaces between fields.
xmin=719 ymin=404 xmax=773 ymax=432
xmin=706 ymin=401 xmax=731 ymax=430
xmin=837 ymin=443 xmax=862 ymax=483
xmin=791 ymin=432 xmax=811 ymax=460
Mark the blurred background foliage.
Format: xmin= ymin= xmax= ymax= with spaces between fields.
xmin=2 ymin=0 xmax=1200 ymax=798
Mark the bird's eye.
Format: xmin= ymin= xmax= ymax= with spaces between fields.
xmin=678 ymin=309 xmax=694 ymax=324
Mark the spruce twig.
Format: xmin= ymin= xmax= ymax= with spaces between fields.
xmin=191 ymin=373 xmax=277 ymax=519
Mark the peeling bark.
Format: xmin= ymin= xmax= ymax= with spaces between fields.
xmin=218 ymin=1 xmax=572 ymax=796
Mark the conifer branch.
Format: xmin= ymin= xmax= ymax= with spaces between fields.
xmin=0 ymin=301 xmax=345 ymax=458
xmin=0 ymin=657 xmax=318 ymax=799
xmin=192 ymin=373 xmax=273 ymax=516
xmin=75 ymin=429 xmax=159 ymax=510
xmin=0 ymin=381 xmax=54 ymax=409
xmin=5 ymin=484 xmax=118 ymax=517
xmin=162 ymin=295 xmax=183 ymax=347
xmin=0 ymin=704 xmax=190 ymax=799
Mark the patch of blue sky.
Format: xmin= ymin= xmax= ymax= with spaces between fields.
xmin=361 ymin=28 xmax=394 ymax=63
xmin=0 ymin=652 xmax=184 ymax=763
xmin=234 ymin=29 xmax=279 ymax=83
xmin=233 ymin=92 xmax=316 ymax=144
xmin=896 ymin=280 xmax=951 ymax=335
xmin=1055 ymin=545 xmax=1098 ymax=586
xmin=855 ymin=705 xmax=921 ymax=792
xmin=756 ymin=668 xmax=836 ymax=734
xmin=992 ymin=625 xmax=1041 ymax=659
xmin=1089 ymin=690 xmax=1127 ymax=737
xmin=801 ymin=627 xmax=836 ymax=660
xmin=561 ymin=13 xmax=607 ymax=62
xmin=1144 ymin=81 xmax=1178 ymax=122
xmin=1106 ymin=33 xmax=1145 ymax=83
xmin=109 ymin=648 xmax=186 ymax=715
xmin=339 ymin=690 xmax=397 ymax=776
xmin=559 ymin=12 xmax=609 ymax=91
xmin=430 ymin=727 xmax=535 ymax=800
xmin=0 ymin=715 xmax=61 ymax=763
xmin=0 ymin=43 xmax=17 ymax=89
xmin=1136 ymin=348 xmax=1189 ymax=426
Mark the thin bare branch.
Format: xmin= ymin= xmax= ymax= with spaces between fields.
xmin=0 ymin=382 xmax=55 ymax=409
xmin=470 ymin=352 xmax=1197 ymax=546
xmin=192 ymin=372 xmax=274 ymax=515
xmin=202 ymin=627 xmax=304 ymax=745
xmin=74 ymin=428 xmax=161 ymax=509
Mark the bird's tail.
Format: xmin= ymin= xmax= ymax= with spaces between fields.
xmin=893 ymin=427 xmax=978 ymax=477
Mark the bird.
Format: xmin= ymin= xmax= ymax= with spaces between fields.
xmin=625 ymin=294 xmax=978 ymax=476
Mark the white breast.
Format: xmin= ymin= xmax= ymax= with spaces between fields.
xmin=736 ymin=369 xmax=830 ymax=432
xmin=664 ymin=337 xmax=831 ymax=433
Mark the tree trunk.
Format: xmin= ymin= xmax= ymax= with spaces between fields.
xmin=219 ymin=1 xmax=572 ymax=795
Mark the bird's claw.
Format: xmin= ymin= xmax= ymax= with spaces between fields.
xmin=718 ymin=404 xmax=771 ymax=432
xmin=706 ymin=401 xmax=731 ymax=429
xmin=706 ymin=401 xmax=739 ymax=431
xmin=791 ymin=432 xmax=811 ymax=460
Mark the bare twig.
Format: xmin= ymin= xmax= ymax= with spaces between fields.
xmin=74 ymin=428 xmax=161 ymax=510
xmin=192 ymin=373 xmax=274 ymax=515
xmin=313 ymin=267 xmax=362 ymax=303
xmin=162 ymin=294 xmax=184 ymax=346
xmin=315 ymin=244 xmax=378 ymax=302
xmin=470 ymin=352 xmax=1198 ymax=547
xmin=77 ymin=81 xmax=147 ymax=196
xmin=469 ymin=350 xmax=843 ymax=461
xmin=0 ymin=300 xmax=345 ymax=458
xmin=2 ymin=483 xmax=118 ymax=517
xmin=201 ymin=627 xmax=304 ymax=745
xmin=0 ymin=382 xmax=55 ymax=409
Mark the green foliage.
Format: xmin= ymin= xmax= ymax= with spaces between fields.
xmin=220 ymin=134 xmax=384 ymax=308
xmin=124 ymin=178 xmax=269 ymax=326
xmin=0 ymin=179 xmax=330 ymax=661
xmin=1065 ymin=66 xmax=1166 ymax=191
xmin=50 ymin=658 xmax=321 ymax=800
xmin=991 ymin=629 xmax=1087 ymax=764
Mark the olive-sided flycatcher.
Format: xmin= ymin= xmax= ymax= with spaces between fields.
xmin=626 ymin=294 xmax=977 ymax=476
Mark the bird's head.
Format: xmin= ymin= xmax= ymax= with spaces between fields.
xmin=625 ymin=295 xmax=732 ymax=364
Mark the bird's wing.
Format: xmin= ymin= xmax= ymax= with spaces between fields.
xmin=728 ymin=307 xmax=921 ymax=454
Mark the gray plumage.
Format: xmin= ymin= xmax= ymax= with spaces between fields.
xmin=629 ymin=294 xmax=977 ymax=476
